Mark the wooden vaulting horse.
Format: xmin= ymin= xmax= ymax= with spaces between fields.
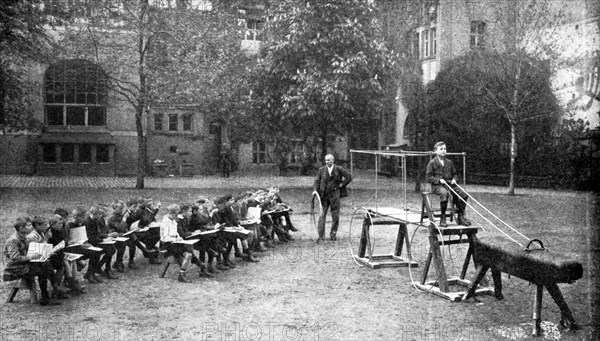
xmin=463 ymin=238 xmax=583 ymax=337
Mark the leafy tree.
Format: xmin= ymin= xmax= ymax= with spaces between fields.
xmin=426 ymin=50 xmax=561 ymax=189
xmin=249 ymin=0 xmax=398 ymax=160
xmin=425 ymin=0 xmax=568 ymax=194
xmin=55 ymin=0 xmax=246 ymax=188
xmin=0 ymin=0 xmax=55 ymax=130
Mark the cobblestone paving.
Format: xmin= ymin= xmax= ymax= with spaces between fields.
xmin=0 ymin=173 xmax=583 ymax=197
xmin=0 ymin=174 xmax=313 ymax=189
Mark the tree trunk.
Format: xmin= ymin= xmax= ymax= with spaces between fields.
xmin=136 ymin=2 xmax=148 ymax=189
xmin=135 ymin=105 xmax=146 ymax=189
xmin=508 ymin=123 xmax=516 ymax=195
xmin=320 ymin=125 xmax=328 ymax=162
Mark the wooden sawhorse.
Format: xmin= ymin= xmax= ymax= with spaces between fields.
xmin=413 ymin=193 xmax=493 ymax=301
xmin=353 ymin=209 xmax=418 ymax=269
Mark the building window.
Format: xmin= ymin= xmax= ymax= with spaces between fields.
xmin=245 ymin=19 xmax=263 ymax=41
xmin=252 ymin=141 xmax=272 ymax=164
xmin=182 ymin=114 xmax=192 ymax=131
xmin=209 ymin=121 xmax=220 ymax=134
xmin=422 ymin=29 xmax=429 ymax=57
xmin=42 ymin=144 xmax=57 ymax=163
xmin=154 ymin=114 xmax=163 ymax=131
xmin=289 ymin=142 xmax=305 ymax=164
xmin=192 ymin=0 xmax=212 ymax=10
xmin=80 ymin=144 xmax=92 ymax=163
xmin=418 ymin=28 xmax=437 ymax=59
xmin=430 ymin=28 xmax=436 ymax=56
xmin=41 ymin=143 xmax=111 ymax=164
xmin=470 ymin=21 xmax=486 ymax=48
xmin=61 ymin=144 xmax=75 ymax=163
xmin=97 ymin=144 xmax=110 ymax=163
xmin=44 ymin=59 xmax=107 ymax=127
xmin=168 ymin=114 xmax=178 ymax=131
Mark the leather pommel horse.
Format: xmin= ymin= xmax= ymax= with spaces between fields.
xmin=462 ymin=238 xmax=583 ymax=336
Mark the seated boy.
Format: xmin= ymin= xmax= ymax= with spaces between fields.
xmin=252 ymin=190 xmax=289 ymax=243
xmin=126 ymin=198 xmax=162 ymax=264
xmin=264 ymin=187 xmax=296 ymax=241
xmin=160 ymin=204 xmax=194 ymax=283
xmin=85 ymin=206 xmax=119 ymax=281
xmin=425 ymin=142 xmax=472 ymax=227
xmin=26 ymin=216 xmax=70 ymax=299
xmin=189 ymin=202 xmax=220 ymax=277
xmin=48 ymin=214 xmax=85 ymax=295
xmin=4 ymin=217 xmax=60 ymax=305
xmin=237 ymin=193 xmax=268 ymax=252
xmin=175 ymin=203 xmax=206 ymax=277
xmin=267 ymin=185 xmax=298 ymax=233
xmin=108 ymin=200 xmax=158 ymax=271
xmin=212 ymin=195 xmax=259 ymax=263
xmin=67 ymin=207 xmax=103 ymax=284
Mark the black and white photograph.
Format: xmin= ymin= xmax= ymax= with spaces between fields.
xmin=1 ymin=0 xmax=599 ymax=340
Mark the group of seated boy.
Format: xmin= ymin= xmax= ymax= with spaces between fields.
xmin=2 ymin=186 xmax=297 ymax=305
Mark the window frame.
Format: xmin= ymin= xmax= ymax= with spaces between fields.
xmin=182 ymin=114 xmax=192 ymax=132
xmin=245 ymin=19 xmax=264 ymax=41
xmin=154 ymin=113 xmax=164 ymax=131
xmin=44 ymin=59 xmax=108 ymax=128
xmin=252 ymin=141 xmax=273 ymax=164
xmin=470 ymin=20 xmax=486 ymax=48
xmin=168 ymin=114 xmax=178 ymax=132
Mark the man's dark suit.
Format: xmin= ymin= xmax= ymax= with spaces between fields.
xmin=313 ymin=164 xmax=352 ymax=240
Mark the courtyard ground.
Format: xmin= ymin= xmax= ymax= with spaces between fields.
xmin=0 ymin=173 xmax=597 ymax=341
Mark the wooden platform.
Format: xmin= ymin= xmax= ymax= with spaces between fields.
xmin=353 ymin=207 xmax=419 ymax=269
xmin=413 ymin=277 xmax=494 ymax=302
xmin=415 ymin=193 xmax=494 ymax=301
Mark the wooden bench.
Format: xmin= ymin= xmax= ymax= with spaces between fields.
xmin=5 ymin=278 xmax=37 ymax=304
xmin=158 ymin=250 xmax=181 ymax=278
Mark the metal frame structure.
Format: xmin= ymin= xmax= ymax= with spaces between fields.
xmin=348 ymin=149 xmax=467 ymax=269
xmin=349 ymin=149 xmax=467 ymax=211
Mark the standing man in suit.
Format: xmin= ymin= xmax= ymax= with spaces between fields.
xmin=313 ymin=154 xmax=352 ymax=241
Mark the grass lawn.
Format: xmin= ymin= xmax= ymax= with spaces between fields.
xmin=0 ymin=183 xmax=597 ymax=341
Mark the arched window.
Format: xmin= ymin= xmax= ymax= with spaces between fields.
xmin=44 ymin=59 xmax=108 ymax=127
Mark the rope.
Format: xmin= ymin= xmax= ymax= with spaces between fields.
xmin=453 ymin=183 xmax=531 ymax=242
xmin=444 ymin=183 xmax=526 ymax=248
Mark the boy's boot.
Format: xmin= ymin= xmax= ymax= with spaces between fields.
xmin=457 ymin=200 xmax=471 ymax=226
xmin=199 ymin=264 xmax=215 ymax=278
xmin=439 ymin=201 xmax=448 ymax=227
xmin=244 ymin=248 xmax=260 ymax=263
xmin=178 ymin=271 xmax=191 ymax=283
